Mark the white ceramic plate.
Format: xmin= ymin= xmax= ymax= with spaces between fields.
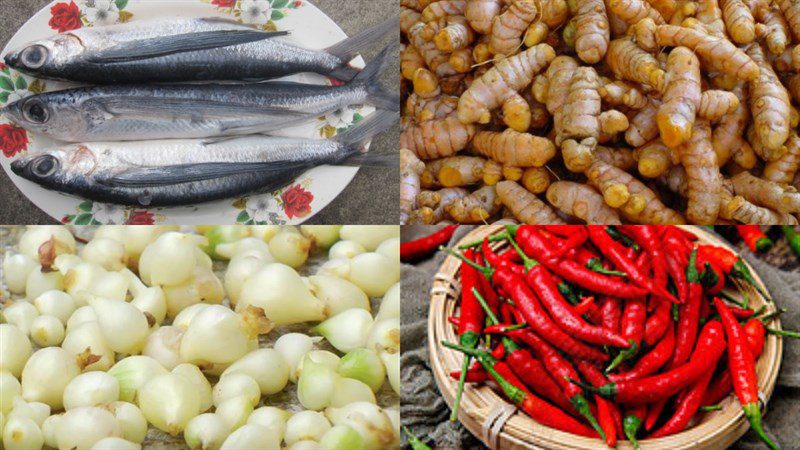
xmin=0 ymin=0 xmax=373 ymax=225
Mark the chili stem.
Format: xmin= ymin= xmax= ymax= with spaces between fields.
xmin=403 ymin=427 xmax=434 ymax=450
xmin=699 ymin=405 xmax=722 ymax=412
xmin=458 ymin=231 xmax=512 ymax=249
xmin=781 ymin=226 xmax=800 ymax=260
xmin=767 ymin=328 xmax=800 ymax=339
xmin=718 ymin=291 xmax=746 ymax=308
xmin=586 ymin=258 xmax=627 ymax=277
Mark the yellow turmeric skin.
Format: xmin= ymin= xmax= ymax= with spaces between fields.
xmin=723 ymin=195 xmax=799 ymax=224
xmin=496 ymin=181 xmax=566 ymax=223
xmin=698 ymin=90 xmax=740 ymax=122
xmin=746 ymin=43 xmax=792 ymax=154
xmin=422 ymin=0 xmax=467 ymax=22
xmin=657 ymin=47 xmax=700 ymax=148
xmin=434 ymin=16 xmax=475 ymax=52
xmin=521 ymin=167 xmax=552 ymax=193
xmin=626 ymin=99 xmax=661 ymax=147
xmin=720 ymin=0 xmax=755 ymax=43
xmin=446 ymin=185 xmax=501 ymax=222
xmin=490 ymin=0 xmax=539 ymax=56
xmin=400 ymin=117 xmax=476 ymax=160
xmin=465 ymin=0 xmax=502 ymax=34
xmin=635 ymin=139 xmax=673 ymax=178
xmin=678 ymin=120 xmax=722 ymax=224
xmin=731 ymin=171 xmax=800 ymax=213
xmin=655 ymin=25 xmax=759 ymax=81
xmin=763 ymin=133 xmax=800 ymax=185
xmin=599 ymin=79 xmax=648 ymax=109
xmin=557 ymin=67 xmax=602 ymax=172
xmin=594 ymin=145 xmax=636 ymax=170
xmin=405 ymin=94 xmax=459 ymax=122
xmin=754 ymin=5 xmax=790 ymax=55
xmin=546 ymin=181 xmax=623 ymax=223
xmin=436 ymin=156 xmax=491 ymax=186
xmin=628 ymin=17 xmax=658 ymax=52
xmin=608 ymin=0 xmax=665 ymax=25
xmin=400 ymin=149 xmax=425 ymax=224
xmin=606 ymin=38 xmax=665 ymax=92
xmin=775 ymin=0 xmax=800 ymax=40
xmin=472 ymin=129 xmax=557 ymax=167
xmin=572 ymin=0 xmax=611 ymax=64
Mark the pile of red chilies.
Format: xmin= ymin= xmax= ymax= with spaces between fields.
xmin=442 ymin=225 xmax=786 ymax=450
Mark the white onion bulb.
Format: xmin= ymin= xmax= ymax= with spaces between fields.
xmin=284 ymin=410 xmax=331 ymax=446
xmin=307 ymin=275 xmax=370 ymax=316
xmin=180 ymin=305 xmax=270 ymax=365
xmin=62 ymin=371 xmax=119 ymax=410
xmin=297 ymin=352 xmax=337 ymax=411
xmin=3 ymin=301 xmax=39 ymax=336
xmin=0 ymin=324 xmax=32 ymax=377
xmin=2 ymin=415 xmax=44 ymax=450
xmin=224 ymin=255 xmax=268 ymax=307
xmin=64 ymin=263 xmax=129 ymax=304
xmin=300 ymin=225 xmax=341 ymax=249
xmin=107 ymin=356 xmax=168 ymax=403
xmin=138 ymin=373 xmax=200 ymax=435
xmin=87 ymin=296 xmax=150 ymax=355
xmin=221 ymin=348 xmax=289 ymax=396
xmin=215 ymin=237 xmax=271 ymax=261
xmin=19 ymin=226 xmax=76 ymax=263
xmin=21 ymin=347 xmax=83 ymax=410
xmin=381 ymin=351 xmax=400 ymax=395
xmin=338 ymin=349 xmax=386 ymax=392
xmin=33 ymin=290 xmax=76 ymax=325
xmin=56 ymin=406 xmax=122 ymax=450
xmin=328 ymin=241 xmax=366 ymax=260
xmin=319 ymin=425 xmax=366 ymax=450
xmin=330 ymin=377 xmax=376 ymax=407
xmin=338 ymin=226 xmax=399 ymax=251
xmin=30 ymin=315 xmax=65 ymax=347
xmin=220 ymin=424 xmax=281 ymax=450
xmin=325 ymin=402 xmax=398 ymax=450
xmin=138 ymin=232 xmax=201 ymax=287
xmin=346 ymin=252 xmax=400 ymax=297
xmin=142 ymin=326 xmax=184 ymax=370
xmin=317 ymin=258 xmax=351 ymax=279
xmin=172 ymin=363 xmax=213 ymax=413
xmin=268 ymin=230 xmax=311 ymax=268
xmin=81 ymin=238 xmax=127 ymax=271
xmin=53 ymin=253 xmax=83 ymax=276
xmin=289 ymin=441 xmax=322 ymax=450
xmin=3 ymin=252 xmax=37 ymax=295
xmin=247 ymin=407 xmax=290 ymax=440
xmin=65 ymin=306 xmax=96 ymax=333
xmin=238 ymin=264 xmax=327 ymax=325
xmin=212 ymin=373 xmax=260 ymax=407
xmin=376 ymin=238 xmax=400 ymax=269
xmin=184 ymin=413 xmax=231 ymax=450
xmin=298 ymin=350 xmax=341 ymax=372
xmin=0 ymin=371 xmax=22 ymax=414
xmin=274 ymin=333 xmax=320 ymax=383
xmin=62 ymin=322 xmax=114 ymax=372
xmin=385 ymin=407 xmax=400 ymax=436
xmin=172 ymin=304 xmax=209 ymax=331
xmin=41 ymin=413 xmax=61 ymax=448
xmin=366 ymin=317 xmax=401 ymax=355
xmin=130 ymin=285 xmax=167 ymax=326
xmin=248 ymin=225 xmax=280 ymax=241
xmin=376 ymin=283 xmax=400 ymax=321
xmin=8 ymin=396 xmax=50 ymax=426
xmin=312 ymin=308 xmax=373 ymax=353
xmin=215 ymin=395 xmax=253 ymax=431
xmin=25 ymin=268 xmax=64 ymax=302
xmin=163 ymin=266 xmax=225 ymax=318
xmin=201 ymin=225 xmax=250 ymax=258
xmin=104 ymin=401 xmax=148 ymax=444
xmin=91 ymin=437 xmax=141 ymax=450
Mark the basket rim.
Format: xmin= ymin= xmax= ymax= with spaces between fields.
xmin=428 ymin=225 xmax=783 ymax=450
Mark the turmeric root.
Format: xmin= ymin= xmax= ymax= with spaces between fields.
xmin=746 ymin=43 xmax=792 ymax=154
xmin=586 ymin=160 xmax=686 ymax=223
xmin=719 ymin=0 xmax=755 ymax=43
xmin=571 ymin=0 xmax=611 ymax=64
xmin=695 ymin=0 xmax=727 ymax=37
xmin=422 ymin=0 xmax=467 ymax=21
xmin=626 ymin=98 xmax=661 ymax=147
xmin=446 ymin=185 xmax=501 ymax=222
xmin=608 ymin=0 xmax=665 ymax=25
xmin=457 ymin=44 xmax=556 ymax=125
xmin=465 ymin=0 xmax=502 ymax=33
xmin=413 ymin=68 xmax=441 ymax=98
xmin=432 ymin=156 xmax=490 ymax=187
xmin=434 ymin=16 xmax=475 ymax=52
xmin=501 ymin=94 xmax=533 ymax=132
xmin=635 ymin=139 xmax=673 ymax=177
xmin=599 ymin=79 xmax=648 ymax=109
xmin=754 ymin=5 xmax=791 ymax=55
xmin=400 ymin=149 xmax=425 ymax=224
xmin=409 ymin=23 xmax=458 ymax=77
xmin=775 ymin=0 xmax=800 ymax=40
xmin=678 ymin=120 xmax=722 ymax=224
xmin=496 ymin=180 xmax=566 ymax=223
xmin=490 ymin=0 xmax=539 ymax=56
xmin=546 ymin=181 xmax=623 ymax=223
xmin=401 ymin=45 xmax=425 ymax=81
xmin=449 ymin=48 xmax=475 ymax=73
xmin=698 ymin=90 xmax=740 ymax=121
xmin=731 ymin=171 xmax=800 ymax=213
xmin=722 ymin=195 xmax=799 ymax=224
xmin=544 ymin=56 xmax=580 ymax=114
xmin=657 ymin=46 xmax=701 ymax=148
xmin=413 ymin=188 xmax=471 ymax=223
xmin=524 ymin=22 xmax=550 ymax=47
xmin=655 ymin=25 xmax=759 ymax=81
xmin=763 ymin=133 xmax=800 ymax=185
xmin=646 ymin=0 xmax=677 ymax=20
xmin=541 ymin=0 xmax=571 ymax=28
xmin=556 ymin=67 xmax=603 ymax=172
xmin=406 ymin=94 xmax=459 ymax=121
xmin=628 ymin=17 xmax=659 ymax=52
xmin=606 ymin=38 xmax=666 ymax=92
xmin=401 ymin=117 xmax=476 ymax=160
xmin=473 ymin=129 xmax=557 ymax=167
xmin=712 ymin=83 xmax=752 ymax=168
xmin=521 ymin=167 xmax=552 ymax=193
xmin=401 ymin=7 xmax=423 ymax=34
xmin=594 ymin=145 xmax=636 ymax=170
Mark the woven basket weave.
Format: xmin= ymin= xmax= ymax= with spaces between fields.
xmin=428 ymin=225 xmax=783 ymax=450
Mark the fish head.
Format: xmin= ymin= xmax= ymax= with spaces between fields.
xmin=2 ymin=93 xmax=86 ymax=139
xmin=5 ymin=34 xmax=84 ymax=77
xmin=11 ymin=145 xmax=96 ymax=191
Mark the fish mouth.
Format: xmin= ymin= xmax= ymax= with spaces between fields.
xmin=3 ymin=52 xmax=19 ymax=69
xmin=10 ymin=158 xmax=27 ymax=176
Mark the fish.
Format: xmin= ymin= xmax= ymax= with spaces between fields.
xmin=10 ymin=111 xmax=398 ymax=207
xmin=3 ymin=15 xmax=398 ymax=83
xmin=1 ymin=45 xmax=397 ymax=142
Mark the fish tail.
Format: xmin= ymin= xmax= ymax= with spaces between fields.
xmin=352 ymin=43 xmax=399 ymax=112
xmin=334 ymin=110 xmax=398 ymax=168
xmin=326 ymin=16 xmax=399 ymax=81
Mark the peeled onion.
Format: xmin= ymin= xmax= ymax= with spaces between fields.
xmin=381 ymin=351 xmax=400 ymax=395
xmin=41 ymin=413 xmax=61 ymax=448
xmin=172 ymin=304 xmax=209 ymax=331
xmin=8 ymin=396 xmax=50 ymax=426
xmin=285 ymin=410 xmax=331 ymax=445
xmin=319 ymin=425 xmax=366 ymax=450
xmin=21 ymin=347 xmax=82 ymax=410
xmin=62 ymin=371 xmax=119 ymax=410
xmin=3 ymin=252 xmax=37 ymax=294
xmin=129 ymin=283 xmax=167 ymax=326
xmin=91 ymin=437 xmax=141 ymax=450
xmin=138 ymin=232 xmax=201 ymax=287
xmin=330 ymin=377 xmax=377 ymax=407
xmin=237 ymin=264 xmax=327 ymax=325
xmin=65 ymin=306 xmax=96 ymax=333
xmin=215 ymin=395 xmax=253 ymax=431
xmin=297 ymin=352 xmax=337 ymax=411
xmin=339 ymin=226 xmax=399 ymax=251
xmin=33 ymin=290 xmax=76 ymax=325
xmin=328 ymin=240 xmax=366 ymax=260
xmin=0 ymin=371 xmax=22 ymax=414
xmin=366 ymin=317 xmax=401 ymax=355
xmin=162 ymin=266 xmax=225 ymax=318
xmin=104 ymin=401 xmax=147 ymax=444
xmin=138 ymin=373 xmax=200 ymax=435
xmin=338 ymin=349 xmax=386 ymax=392
xmin=269 ymin=230 xmax=311 ymax=268
xmin=220 ymin=424 xmax=281 ymax=450
xmin=29 ymin=315 xmax=65 ymax=347
xmin=184 ymin=413 xmax=231 ymax=450
xmin=172 ymin=363 xmax=213 ymax=413
xmin=3 ymin=301 xmax=39 ymax=336
xmin=221 ymin=348 xmax=289 ymax=395
xmin=19 ymin=226 xmax=76 ymax=263
xmin=274 ymin=333 xmax=320 ymax=383
xmin=201 ymin=225 xmax=250 ymax=259
xmin=3 ymin=415 xmax=44 ymax=450
xmin=107 ymin=356 xmax=168 ymax=403
xmin=25 ymin=268 xmax=63 ymax=302
xmin=142 ymin=326 xmax=184 ymax=370
xmin=312 ymin=309 xmax=373 ymax=353
xmin=64 ymin=263 xmax=128 ymax=304
xmin=0 ymin=323 xmax=32 ymax=377
xmin=88 ymin=296 xmax=150 ymax=355
xmin=307 ymin=275 xmax=370 ymax=316
xmin=215 ymin=237 xmax=271 ymax=261
xmin=376 ymin=283 xmax=400 ymax=321
xmin=346 ymin=252 xmax=400 ymax=297
xmin=224 ymin=255 xmax=267 ymax=307
xmin=213 ymin=373 xmax=260 ymax=407
xmin=247 ymin=407 xmax=290 ymax=440
xmin=62 ymin=321 xmax=114 ymax=372
xmin=81 ymin=238 xmax=127 ymax=271
xmin=180 ymin=305 xmax=270 ymax=365
xmin=300 ymin=225 xmax=341 ymax=249
xmin=325 ymin=402 xmax=398 ymax=450
xmin=56 ymin=406 xmax=122 ymax=450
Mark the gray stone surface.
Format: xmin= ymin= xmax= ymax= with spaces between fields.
xmin=0 ymin=0 xmax=398 ymax=225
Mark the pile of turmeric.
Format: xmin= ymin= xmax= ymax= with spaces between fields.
xmin=401 ymin=0 xmax=800 ymax=225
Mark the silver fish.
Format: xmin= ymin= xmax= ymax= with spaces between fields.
xmin=1 ymin=45 xmax=396 ymax=142
xmin=10 ymin=111 xmax=397 ymax=207
xmin=4 ymin=16 xmax=397 ymax=83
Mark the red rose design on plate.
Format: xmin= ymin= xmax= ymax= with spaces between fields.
xmin=61 ymin=216 xmax=70 ymax=224
xmin=282 ymin=184 xmax=314 ymax=219
xmin=0 ymin=123 xmax=30 ymax=158
xmin=0 ymin=63 xmax=7 ymax=71
xmin=49 ymin=1 xmax=82 ymax=32
xmin=212 ymin=0 xmax=236 ymax=7
xmin=126 ymin=210 xmax=155 ymax=225
xmin=294 ymin=1 xmax=303 ymax=7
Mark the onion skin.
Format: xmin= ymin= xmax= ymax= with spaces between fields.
xmin=1 ymin=372 xmax=22 ymax=415
xmin=220 ymin=424 xmax=281 ymax=450
xmin=56 ymin=406 xmax=122 ymax=450
xmin=3 ymin=415 xmax=44 ymax=450
xmin=138 ymin=373 xmax=201 ymax=436
xmin=21 ymin=347 xmax=81 ymax=410
xmin=0 ymin=324 xmax=32 ymax=378
xmin=184 ymin=413 xmax=230 ymax=450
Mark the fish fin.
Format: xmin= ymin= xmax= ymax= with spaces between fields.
xmin=98 ymin=161 xmax=311 ymax=187
xmin=334 ymin=110 xmax=398 ymax=153
xmin=325 ymin=16 xmax=399 ymax=81
xmin=352 ymin=43 xmax=399 ymax=111
xmin=83 ymin=96 xmax=306 ymax=119
xmin=85 ymin=29 xmax=290 ymax=63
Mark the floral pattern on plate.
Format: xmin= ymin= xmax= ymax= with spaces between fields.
xmin=208 ymin=0 xmax=302 ymax=30
xmin=233 ymin=178 xmax=314 ymax=225
xmin=48 ymin=0 xmax=134 ymax=32
xmin=0 ymin=65 xmax=46 ymax=159
xmin=60 ymin=200 xmax=158 ymax=225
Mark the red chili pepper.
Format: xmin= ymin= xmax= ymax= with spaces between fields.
xmin=575 ymin=361 xmax=619 ymax=447
xmin=625 ymin=226 xmax=671 ymax=299
xmin=729 ymin=305 xmax=756 ymax=319
xmin=697 ymin=245 xmax=771 ymax=300
xmin=447 ymin=316 xmax=460 ymax=327
xmin=611 ymin=324 xmax=675 ymax=382
xmin=736 ymin=225 xmax=774 ymax=252
xmin=714 ymin=298 xmax=779 ymax=450
xmin=670 ymin=247 xmax=703 ymax=369
xmin=442 ymin=342 xmax=599 ymax=438
xmin=702 ymin=318 xmax=765 ymax=406
xmin=449 ymin=368 xmax=489 ymax=383
xmin=400 ymin=225 xmax=458 ymax=262
xmin=572 ymin=320 xmax=728 ymax=405
xmin=606 ymin=296 xmax=646 ymax=372
xmin=599 ymin=296 xmax=622 ymax=333
xmin=515 ymin=226 xmax=649 ymax=299
xmin=650 ymin=368 xmax=715 ymax=437
xmin=644 ymin=297 xmax=672 ymax=346
xmin=573 ymin=296 xmax=596 ymax=316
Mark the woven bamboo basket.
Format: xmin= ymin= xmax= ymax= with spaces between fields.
xmin=429 ymin=225 xmax=783 ymax=450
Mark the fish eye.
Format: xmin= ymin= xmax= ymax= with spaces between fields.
xmin=21 ymin=45 xmax=47 ymax=69
xmin=31 ymin=155 xmax=59 ymax=178
xmin=22 ymin=99 xmax=49 ymax=123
